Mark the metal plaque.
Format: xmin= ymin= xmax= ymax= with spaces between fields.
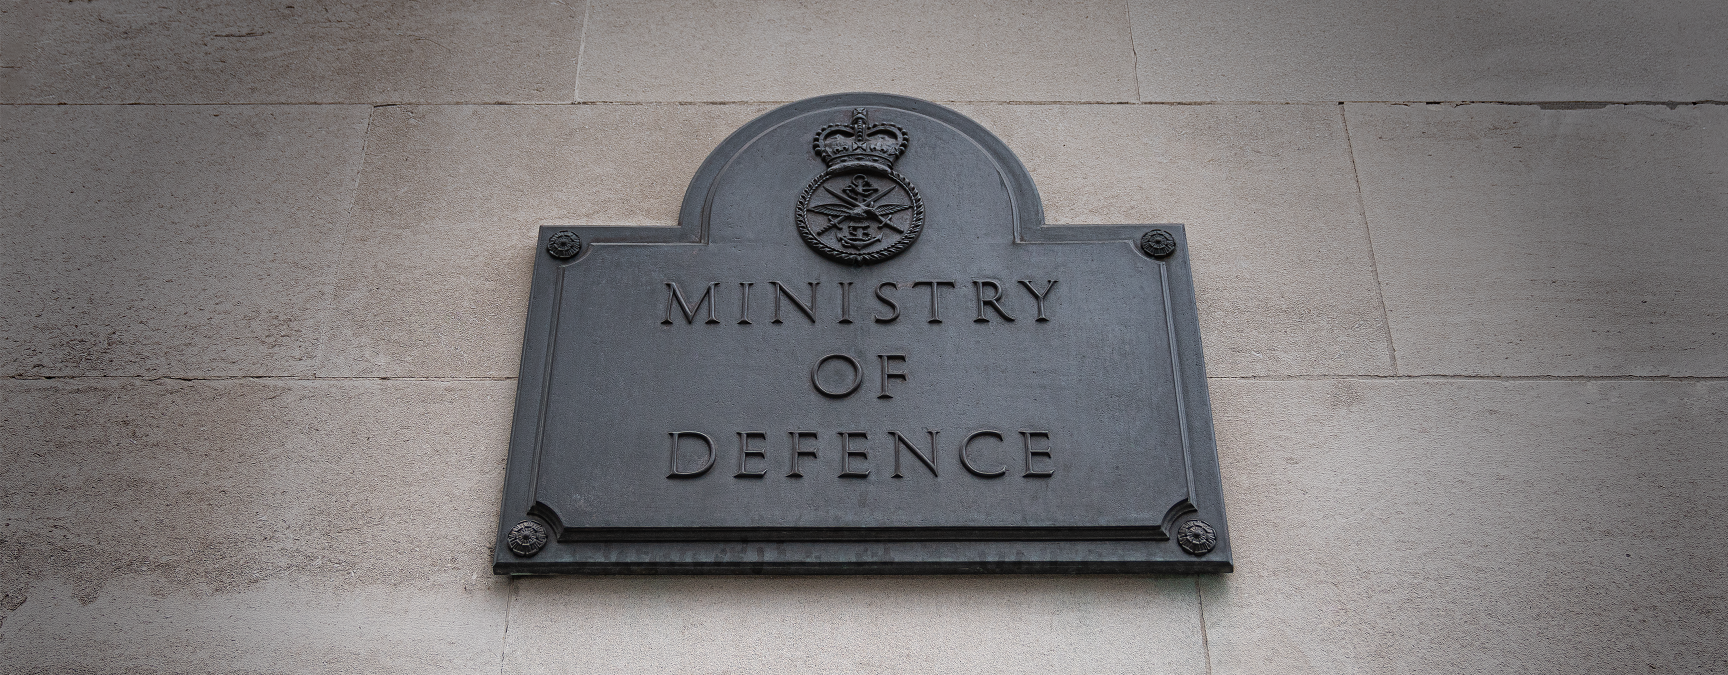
xmin=493 ymin=93 xmax=1231 ymax=574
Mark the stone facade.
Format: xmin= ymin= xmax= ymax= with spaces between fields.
xmin=3 ymin=1 xmax=1725 ymax=672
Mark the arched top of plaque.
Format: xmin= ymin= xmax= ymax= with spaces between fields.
xmin=683 ymin=93 xmax=1043 ymax=261
xmin=552 ymin=92 xmax=1158 ymax=258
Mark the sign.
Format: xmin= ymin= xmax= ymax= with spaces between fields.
xmin=493 ymin=93 xmax=1231 ymax=573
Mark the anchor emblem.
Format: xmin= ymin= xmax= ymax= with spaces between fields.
xmin=807 ymin=174 xmax=913 ymax=250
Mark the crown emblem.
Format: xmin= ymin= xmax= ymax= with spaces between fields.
xmin=795 ymin=108 xmax=925 ymax=265
xmin=813 ymin=108 xmax=909 ymax=170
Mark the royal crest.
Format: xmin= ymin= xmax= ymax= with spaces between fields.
xmin=796 ymin=108 xmax=925 ymax=264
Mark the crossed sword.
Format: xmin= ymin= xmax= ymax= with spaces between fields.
xmin=808 ymin=182 xmax=911 ymax=235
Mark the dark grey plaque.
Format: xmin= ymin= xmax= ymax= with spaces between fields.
xmin=493 ymin=93 xmax=1231 ymax=574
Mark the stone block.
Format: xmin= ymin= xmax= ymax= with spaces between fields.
xmin=4 ymin=579 xmax=507 ymax=675
xmin=1348 ymin=103 xmax=1728 ymax=376
xmin=1130 ymin=0 xmax=1728 ymax=102
xmin=1203 ymin=378 xmax=1728 ymax=673
xmin=0 ymin=378 xmax=514 ymax=673
xmin=956 ymin=103 xmax=1393 ymax=377
xmin=0 ymin=105 xmax=369 ymax=377
xmin=324 ymin=103 xmax=771 ymax=377
xmin=503 ymin=575 xmax=1205 ymax=674
xmin=577 ymin=0 xmax=1138 ymax=102
xmin=0 ymin=0 xmax=583 ymax=104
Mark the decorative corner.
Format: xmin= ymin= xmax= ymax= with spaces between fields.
xmin=547 ymin=230 xmax=583 ymax=259
xmin=1176 ymin=519 xmax=1216 ymax=556
xmin=506 ymin=519 xmax=550 ymax=557
xmin=1139 ymin=229 xmax=1177 ymax=259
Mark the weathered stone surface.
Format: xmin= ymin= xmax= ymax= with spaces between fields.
xmin=0 ymin=105 xmax=369 ymax=377
xmin=323 ymin=103 xmax=770 ymax=377
xmin=1348 ymin=103 xmax=1728 ymax=376
xmin=957 ymin=103 xmax=1393 ymax=377
xmin=1130 ymin=0 xmax=1728 ymax=102
xmin=0 ymin=0 xmax=583 ymax=104
xmin=1203 ymin=378 xmax=1728 ymax=673
xmin=577 ymin=0 xmax=1138 ymax=102
xmin=0 ymin=378 xmax=513 ymax=673
xmin=504 ymin=575 xmax=1206 ymax=674
xmin=5 ymin=579 xmax=506 ymax=675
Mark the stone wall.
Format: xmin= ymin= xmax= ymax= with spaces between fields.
xmin=3 ymin=1 xmax=1725 ymax=672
